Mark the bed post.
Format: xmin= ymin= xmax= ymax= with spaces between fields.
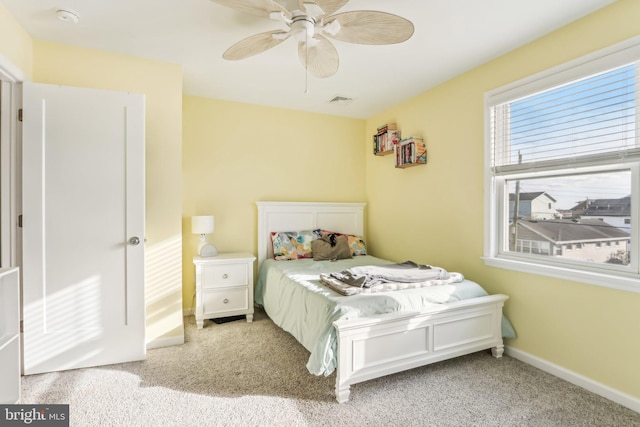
xmin=335 ymin=380 xmax=350 ymax=404
xmin=491 ymin=344 xmax=505 ymax=358
xmin=334 ymin=329 xmax=351 ymax=403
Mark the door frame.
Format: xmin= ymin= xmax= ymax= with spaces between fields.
xmin=1 ymin=54 xmax=25 ymax=376
xmin=0 ymin=53 xmax=23 ymax=270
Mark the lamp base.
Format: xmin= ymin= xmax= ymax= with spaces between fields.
xmin=199 ymin=243 xmax=218 ymax=257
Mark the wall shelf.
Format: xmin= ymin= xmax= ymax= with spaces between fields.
xmin=373 ymin=123 xmax=400 ymax=156
xmin=395 ymin=136 xmax=427 ymax=168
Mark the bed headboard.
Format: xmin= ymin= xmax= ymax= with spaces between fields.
xmin=256 ymin=201 xmax=365 ymax=268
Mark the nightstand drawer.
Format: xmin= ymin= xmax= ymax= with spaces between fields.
xmin=201 ymin=264 xmax=249 ymax=289
xmin=203 ymin=288 xmax=249 ymax=314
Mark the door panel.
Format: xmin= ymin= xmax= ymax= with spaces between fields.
xmin=22 ymin=83 xmax=145 ymax=374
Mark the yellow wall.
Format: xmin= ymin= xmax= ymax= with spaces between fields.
xmin=2 ymin=0 xmax=638 ymax=404
xmin=182 ymin=95 xmax=366 ymax=306
xmin=32 ymin=41 xmax=184 ymax=345
xmin=365 ymin=0 xmax=640 ymax=400
xmin=0 ymin=3 xmax=32 ymax=77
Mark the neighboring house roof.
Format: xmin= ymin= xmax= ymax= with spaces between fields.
xmin=509 ymin=191 xmax=557 ymax=202
xmin=569 ymin=199 xmax=590 ymax=211
xmin=516 ymin=218 xmax=630 ymax=244
xmin=581 ymin=196 xmax=631 ymax=217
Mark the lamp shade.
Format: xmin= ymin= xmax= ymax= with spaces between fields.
xmin=192 ymin=216 xmax=214 ymax=235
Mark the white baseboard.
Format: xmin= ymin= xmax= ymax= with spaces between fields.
xmin=146 ymin=334 xmax=184 ymax=350
xmin=505 ymin=346 xmax=640 ymax=414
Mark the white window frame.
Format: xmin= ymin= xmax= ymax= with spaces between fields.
xmin=483 ymin=36 xmax=640 ymax=294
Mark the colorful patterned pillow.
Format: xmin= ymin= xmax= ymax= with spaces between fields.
xmin=271 ymin=229 xmax=322 ymax=260
xmin=346 ymin=234 xmax=367 ymax=256
xmin=321 ymin=230 xmax=367 ymax=256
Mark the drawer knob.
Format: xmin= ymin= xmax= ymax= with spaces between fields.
xmin=223 ymin=273 xmax=229 ymax=279
xmin=223 ymin=298 xmax=229 ymax=304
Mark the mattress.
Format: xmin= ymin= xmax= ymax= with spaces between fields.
xmin=255 ymin=255 xmax=515 ymax=376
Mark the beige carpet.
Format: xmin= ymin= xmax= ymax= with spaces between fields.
xmin=21 ymin=308 xmax=640 ymax=427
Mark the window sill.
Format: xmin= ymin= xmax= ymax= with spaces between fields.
xmin=482 ymin=256 xmax=640 ymax=294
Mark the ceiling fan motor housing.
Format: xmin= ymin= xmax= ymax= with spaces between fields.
xmin=290 ymin=15 xmax=316 ymax=42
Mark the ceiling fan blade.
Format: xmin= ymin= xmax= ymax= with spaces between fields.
xmin=211 ymin=0 xmax=291 ymax=19
xmin=324 ymin=11 xmax=414 ymax=45
xmin=223 ymin=30 xmax=291 ymax=60
xmin=298 ymin=34 xmax=339 ymax=78
xmin=298 ymin=0 xmax=349 ymax=17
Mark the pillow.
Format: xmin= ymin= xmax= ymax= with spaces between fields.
xmin=271 ymin=229 xmax=321 ymax=260
xmin=346 ymin=234 xmax=367 ymax=256
xmin=311 ymin=234 xmax=353 ymax=261
xmin=321 ymin=230 xmax=367 ymax=256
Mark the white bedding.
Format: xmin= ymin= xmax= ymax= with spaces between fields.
xmin=255 ymin=255 xmax=516 ymax=376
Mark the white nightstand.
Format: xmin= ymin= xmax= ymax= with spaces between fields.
xmin=193 ymin=252 xmax=256 ymax=329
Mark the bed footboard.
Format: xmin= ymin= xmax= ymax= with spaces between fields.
xmin=333 ymin=294 xmax=508 ymax=403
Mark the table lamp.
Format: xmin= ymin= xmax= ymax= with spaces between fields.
xmin=192 ymin=215 xmax=218 ymax=257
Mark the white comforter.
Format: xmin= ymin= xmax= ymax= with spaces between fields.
xmin=255 ymin=255 xmax=515 ymax=376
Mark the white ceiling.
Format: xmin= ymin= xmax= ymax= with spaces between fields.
xmin=0 ymin=0 xmax=616 ymax=119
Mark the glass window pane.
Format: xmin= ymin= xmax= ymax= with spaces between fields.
xmin=504 ymin=170 xmax=631 ymax=265
xmin=492 ymin=64 xmax=638 ymax=170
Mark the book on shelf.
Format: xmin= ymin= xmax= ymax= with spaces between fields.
xmin=374 ymin=124 xmax=400 ymax=154
xmin=399 ymin=136 xmax=423 ymax=143
xmin=376 ymin=123 xmax=397 ymax=134
xmin=388 ymin=129 xmax=401 ymax=146
xmin=395 ymin=136 xmax=426 ymax=167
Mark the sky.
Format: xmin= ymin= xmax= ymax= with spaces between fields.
xmin=502 ymin=63 xmax=635 ymax=210
xmin=508 ymin=170 xmax=630 ymax=210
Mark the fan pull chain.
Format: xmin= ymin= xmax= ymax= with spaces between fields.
xmin=304 ymin=30 xmax=309 ymax=94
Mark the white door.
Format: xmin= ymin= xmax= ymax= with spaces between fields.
xmin=21 ymin=83 xmax=145 ymax=375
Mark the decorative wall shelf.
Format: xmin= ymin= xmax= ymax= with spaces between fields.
xmin=395 ymin=136 xmax=427 ymax=168
xmin=373 ymin=123 xmax=400 ymax=156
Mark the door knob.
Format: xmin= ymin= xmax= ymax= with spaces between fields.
xmin=128 ymin=236 xmax=141 ymax=245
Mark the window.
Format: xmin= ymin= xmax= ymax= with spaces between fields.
xmin=484 ymin=37 xmax=640 ymax=293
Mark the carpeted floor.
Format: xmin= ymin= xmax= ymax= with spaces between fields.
xmin=21 ymin=308 xmax=640 ymax=427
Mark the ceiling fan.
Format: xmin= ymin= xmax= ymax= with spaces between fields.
xmin=211 ymin=0 xmax=415 ymax=78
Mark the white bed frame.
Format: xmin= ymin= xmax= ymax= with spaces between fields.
xmin=256 ymin=201 xmax=508 ymax=403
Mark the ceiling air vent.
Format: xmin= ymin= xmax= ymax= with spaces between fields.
xmin=329 ymin=95 xmax=353 ymax=105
